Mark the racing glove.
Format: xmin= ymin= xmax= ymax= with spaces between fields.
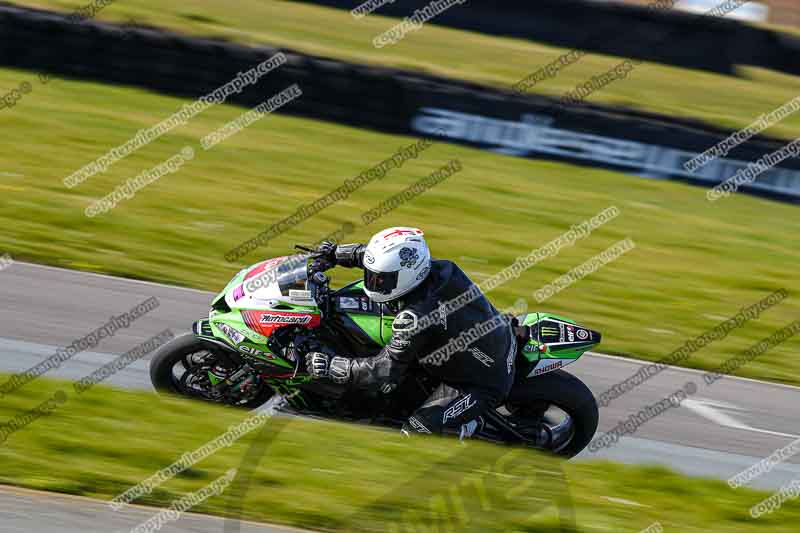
xmin=305 ymin=352 xmax=351 ymax=384
xmin=310 ymin=241 xmax=338 ymax=273
xmin=316 ymin=241 xmax=338 ymax=261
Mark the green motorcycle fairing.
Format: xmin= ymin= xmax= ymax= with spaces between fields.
xmin=193 ymin=255 xmax=600 ymax=384
xmin=517 ymin=312 xmax=601 ymax=378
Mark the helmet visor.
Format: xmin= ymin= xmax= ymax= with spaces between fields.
xmin=364 ymin=268 xmax=399 ymax=295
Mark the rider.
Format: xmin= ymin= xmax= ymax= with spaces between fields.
xmin=304 ymin=227 xmax=517 ymax=439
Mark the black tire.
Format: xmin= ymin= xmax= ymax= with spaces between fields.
xmin=507 ymin=369 xmax=598 ymax=458
xmin=149 ymin=333 xmax=272 ymax=408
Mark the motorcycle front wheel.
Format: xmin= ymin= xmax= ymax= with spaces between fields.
xmin=149 ymin=333 xmax=273 ymax=409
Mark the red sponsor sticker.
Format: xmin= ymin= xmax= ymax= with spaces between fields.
xmin=242 ymin=310 xmax=321 ymax=336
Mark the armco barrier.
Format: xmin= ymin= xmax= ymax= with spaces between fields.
xmin=294 ymin=0 xmax=800 ymax=77
xmin=1 ymin=3 xmax=799 ymax=202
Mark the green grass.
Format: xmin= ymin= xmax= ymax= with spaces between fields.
xmin=9 ymin=0 xmax=800 ymax=139
xmin=2 ymin=375 xmax=799 ymax=532
xmin=0 ymin=67 xmax=799 ymax=385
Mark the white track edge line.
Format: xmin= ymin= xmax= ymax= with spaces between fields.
xmin=587 ymin=351 xmax=800 ymax=392
xmin=17 ymin=261 xmax=213 ymax=295
xmin=16 ymin=262 xmax=800 ymax=394
xmin=0 ymin=484 xmax=313 ymax=533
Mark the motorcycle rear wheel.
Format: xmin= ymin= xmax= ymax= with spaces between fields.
xmin=505 ymin=369 xmax=599 ymax=458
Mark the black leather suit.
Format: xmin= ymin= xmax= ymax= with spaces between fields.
xmin=330 ymin=244 xmax=516 ymax=435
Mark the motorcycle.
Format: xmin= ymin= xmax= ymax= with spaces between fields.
xmin=150 ymin=248 xmax=601 ymax=457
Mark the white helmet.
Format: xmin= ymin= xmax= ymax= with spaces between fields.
xmin=362 ymin=227 xmax=431 ymax=303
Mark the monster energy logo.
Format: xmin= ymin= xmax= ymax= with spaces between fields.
xmin=541 ymin=326 xmax=559 ymax=336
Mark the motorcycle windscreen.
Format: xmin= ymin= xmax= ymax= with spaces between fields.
xmin=364 ymin=267 xmax=399 ymax=295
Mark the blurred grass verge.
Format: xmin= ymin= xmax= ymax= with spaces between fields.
xmin=2 ymin=375 xmax=799 ymax=532
xmin=0 ymin=67 xmax=798 ymax=385
xmin=9 ymin=0 xmax=800 ymax=139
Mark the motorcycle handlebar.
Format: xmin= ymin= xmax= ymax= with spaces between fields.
xmin=294 ymin=243 xmax=333 ymax=316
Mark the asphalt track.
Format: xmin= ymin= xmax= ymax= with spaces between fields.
xmin=0 ymin=485 xmax=304 ymax=533
xmin=1 ymin=261 xmax=799 ymax=531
